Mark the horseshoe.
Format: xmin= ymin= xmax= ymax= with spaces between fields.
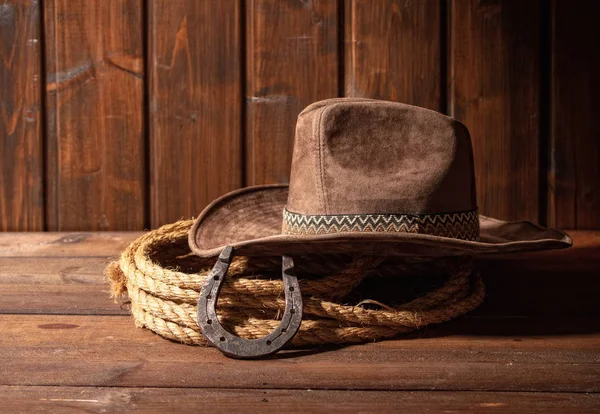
xmin=197 ymin=246 xmax=303 ymax=359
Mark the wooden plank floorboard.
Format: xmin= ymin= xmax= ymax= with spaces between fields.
xmin=0 ymin=257 xmax=124 ymax=315
xmin=1 ymin=231 xmax=598 ymax=316
xmin=2 ymin=230 xmax=594 ymax=257
xmin=0 ymin=257 xmax=111 ymax=285
xmin=0 ymin=285 xmax=126 ymax=315
xmin=2 ymin=386 xmax=599 ymax=414
xmin=1 ymin=314 xmax=598 ymax=392
xmin=3 ymin=266 xmax=599 ymax=316
xmin=1 ymin=231 xmax=598 ymax=401
xmin=0 ymin=233 xmax=142 ymax=257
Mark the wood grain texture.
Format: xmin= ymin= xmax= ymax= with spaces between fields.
xmin=449 ymin=0 xmax=540 ymax=222
xmin=0 ymin=284 xmax=125 ymax=315
xmin=0 ymin=231 xmax=599 ymax=406
xmin=246 ymin=0 xmax=339 ymax=185
xmin=148 ymin=0 xmax=242 ymax=227
xmin=1 ymin=314 xmax=599 ymax=391
xmin=0 ymin=232 xmax=140 ymax=257
xmin=0 ymin=1 xmax=44 ymax=231
xmin=0 ymin=257 xmax=127 ymax=315
xmin=549 ymin=0 xmax=600 ymax=229
xmin=3 ymin=386 xmax=600 ymax=413
xmin=0 ymin=257 xmax=112 ymax=283
xmin=345 ymin=0 xmax=442 ymax=110
xmin=43 ymin=0 xmax=145 ymax=231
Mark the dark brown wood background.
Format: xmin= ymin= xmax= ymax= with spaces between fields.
xmin=1 ymin=0 xmax=598 ymax=231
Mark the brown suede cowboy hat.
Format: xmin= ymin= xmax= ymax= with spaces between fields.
xmin=191 ymin=98 xmax=572 ymax=359
xmin=189 ymin=98 xmax=571 ymax=259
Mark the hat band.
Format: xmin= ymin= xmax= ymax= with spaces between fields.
xmin=282 ymin=208 xmax=480 ymax=241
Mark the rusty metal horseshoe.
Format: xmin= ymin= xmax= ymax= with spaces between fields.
xmin=197 ymin=246 xmax=303 ymax=359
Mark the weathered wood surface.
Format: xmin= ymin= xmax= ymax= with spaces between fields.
xmin=0 ymin=232 xmax=138 ymax=314
xmin=44 ymin=0 xmax=145 ymax=231
xmin=0 ymin=284 xmax=123 ymax=315
xmin=148 ymin=0 xmax=243 ymax=227
xmin=1 ymin=314 xmax=599 ymax=392
xmin=0 ymin=0 xmax=44 ymax=231
xmin=0 ymin=232 xmax=141 ymax=257
xmin=3 ymin=386 xmax=600 ymax=414
xmin=344 ymin=0 xmax=442 ymax=110
xmin=549 ymin=0 xmax=600 ymax=229
xmin=0 ymin=231 xmax=599 ymax=410
xmin=245 ymin=0 xmax=339 ymax=185
xmin=3 ymin=230 xmax=595 ymax=258
xmin=449 ymin=0 xmax=540 ymax=223
xmin=0 ymin=256 xmax=126 ymax=314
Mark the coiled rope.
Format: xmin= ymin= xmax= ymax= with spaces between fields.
xmin=106 ymin=220 xmax=485 ymax=346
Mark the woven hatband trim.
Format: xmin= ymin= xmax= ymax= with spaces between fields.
xmin=282 ymin=208 xmax=480 ymax=241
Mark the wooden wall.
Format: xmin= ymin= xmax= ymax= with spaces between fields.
xmin=1 ymin=0 xmax=598 ymax=231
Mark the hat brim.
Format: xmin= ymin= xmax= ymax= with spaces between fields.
xmin=189 ymin=184 xmax=572 ymax=258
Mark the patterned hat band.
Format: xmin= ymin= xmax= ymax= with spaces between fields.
xmin=282 ymin=208 xmax=480 ymax=241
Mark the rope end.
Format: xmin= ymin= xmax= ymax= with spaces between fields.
xmin=105 ymin=261 xmax=128 ymax=301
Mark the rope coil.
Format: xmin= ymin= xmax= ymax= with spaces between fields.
xmin=106 ymin=220 xmax=485 ymax=346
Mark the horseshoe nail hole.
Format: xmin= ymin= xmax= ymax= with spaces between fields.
xmin=214 ymin=276 xmax=220 ymax=281
xmin=266 ymin=340 xmax=272 ymax=346
xmin=289 ymin=286 xmax=295 ymax=292
xmin=219 ymin=336 xmax=226 ymax=342
xmin=290 ymin=309 xmax=296 ymax=314
xmin=281 ymin=328 xmax=287 ymax=333
xmin=206 ymin=295 xmax=212 ymax=300
xmin=207 ymin=319 xmax=212 ymax=324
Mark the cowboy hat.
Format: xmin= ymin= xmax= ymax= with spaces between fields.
xmin=189 ymin=98 xmax=571 ymax=258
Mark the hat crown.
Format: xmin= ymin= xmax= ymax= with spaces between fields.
xmin=188 ymin=97 xmax=571 ymax=258
xmin=287 ymin=98 xmax=477 ymax=217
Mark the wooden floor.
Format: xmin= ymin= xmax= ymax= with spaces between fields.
xmin=1 ymin=231 xmax=599 ymax=413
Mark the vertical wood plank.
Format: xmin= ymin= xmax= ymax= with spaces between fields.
xmin=0 ymin=1 xmax=44 ymax=230
xmin=246 ymin=0 xmax=339 ymax=185
xmin=345 ymin=0 xmax=442 ymax=111
xmin=148 ymin=0 xmax=242 ymax=227
xmin=44 ymin=0 xmax=145 ymax=231
xmin=549 ymin=0 xmax=600 ymax=229
xmin=449 ymin=0 xmax=540 ymax=222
